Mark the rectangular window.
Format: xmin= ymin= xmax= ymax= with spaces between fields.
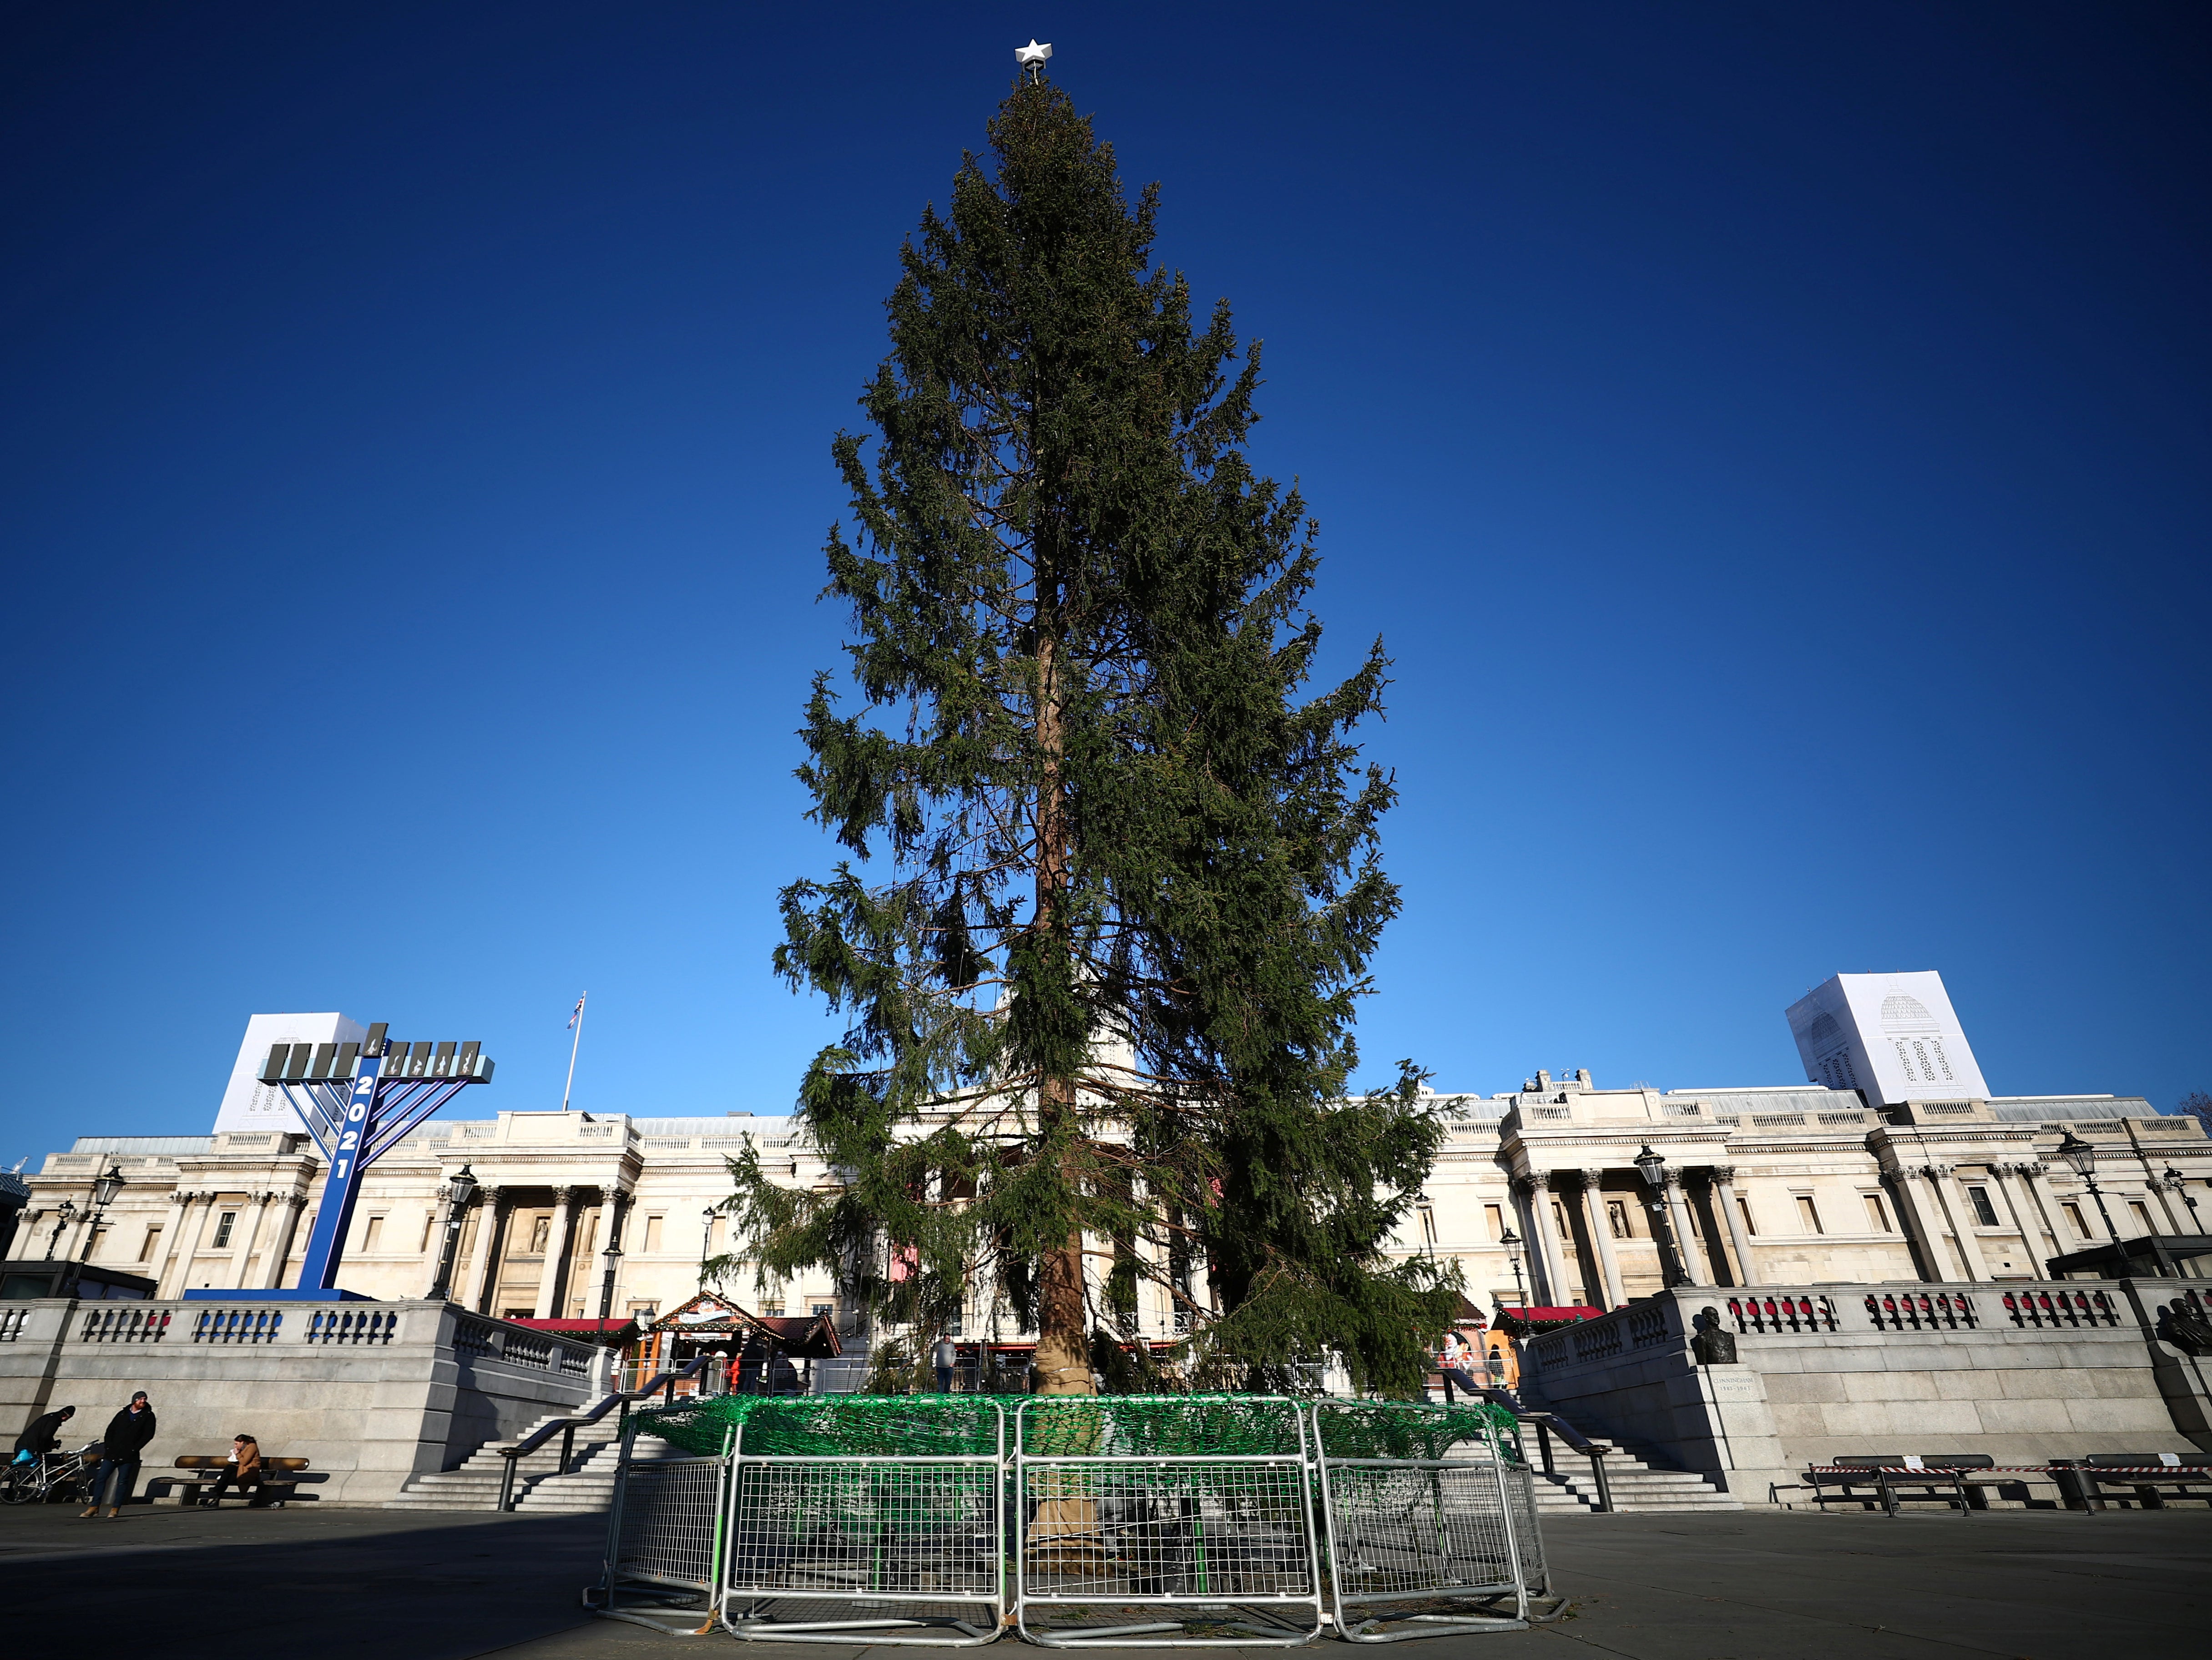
xmin=420 ymin=1214 xmax=437 ymax=1253
xmin=1795 ymin=1196 xmax=1823 ymax=1235
xmin=2129 ymin=1200 xmax=2152 ymax=1235
xmin=628 ymin=1301 xmax=657 ymax=1319
xmin=1685 ymin=1199 xmax=1702 ymax=1238
xmin=1484 ymin=1204 xmax=1506 ymax=1241
xmin=212 ymin=1211 xmax=237 ymax=1249
xmin=1606 ymin=1200 xmax=1631 ymax=1240
xmin=87 ymin=1223 xmax=110 ymax=1259
xmin=1967 ymin=1186 xmax=2000 ymax=1227
xmin=139 ymin=1225 xmax=162 ymax=1263
xmin=1863 ymin=1193 xmax=1891 ymax=1232
xmin=2062 ymin=1201 xmax=2089 ymax=1238
xmin=362 ymin=1215 xmax=384 ymax=1252
xmin=1551 ymin=1200 xmax=1571 ymax=1241
xmin=644 ymin=1215 xmax=664 ymax=1253
xmin=1737 ymin=1196 xmax=1757 ymax=1235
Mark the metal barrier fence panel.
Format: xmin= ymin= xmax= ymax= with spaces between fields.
xmin=598 ymin=1450 xmax=730 ymax=1632
xmin=716 ymin=1399 xmax=1009 ymax=1645
xmin=1311 ymin=1402 xmax=1543 ymax=1642
xmin=1014 ymin=1396 xmax=1325 ymax=1648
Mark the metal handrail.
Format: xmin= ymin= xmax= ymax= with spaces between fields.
xmin=496 ymin=1354 xmax=712 ymax=1511
xmin=1468 ymin=1386 xmax=1616 ymax=1512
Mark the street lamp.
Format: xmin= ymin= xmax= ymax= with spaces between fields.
xmin=700 ymin=1207 xmax=718 ymax=1289
xmin=1499 ymin=1227 xmax=1526 ymax=1304
xmin=599 ymin=1239 xmax=623 ymax=1324
xmin=1633 ymin=1145 xmax=1690 ymax=1288
xmin=2163 ymin=1167 xmax=2202 ymax=1233
xmin=81 ymin=1164 xmax=125 ymax=1258
xmin=426 ymin=1164 xmax=479 ymax=1302
xmin=2055 ymin=1131 xmax=2122 ymax=1242
xmin=43 ymin=1200 xmax=77 ymax=1260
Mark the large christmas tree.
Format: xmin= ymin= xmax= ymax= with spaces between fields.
xmin=724 ymin=73 xmax=1456 ymax=1396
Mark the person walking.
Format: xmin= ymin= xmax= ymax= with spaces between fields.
xmin=201 ymin=1434 xmax=263 ymax=1508
xmin=81 ymin=1391 xmax=156 ymax=1519
xmin=12 ymin=1403 xmax=74 ymax=1465
xmin=1437 ymin=1331 xmax=1485 ymax=1405
xmin=932 ymin=1334 xmax=958 ymax=1394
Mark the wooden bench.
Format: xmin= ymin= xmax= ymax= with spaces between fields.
xmin=153 ymin=1455 xmax=315 ymax=1507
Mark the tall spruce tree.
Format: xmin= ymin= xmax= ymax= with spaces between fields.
xmin=722 ymin=76 xmax=1457 ymax=1396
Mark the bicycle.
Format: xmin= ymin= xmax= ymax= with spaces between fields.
xmin=2 ymin=1442 xmax=95 ymax=1505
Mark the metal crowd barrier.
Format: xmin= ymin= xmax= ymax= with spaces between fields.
xmin=593 ymin=1392 xmax=1554 ymax=1647
xmin=717 ymin=1401 xmax=1008 ymax=1645
xmin=597 ymin=1452 xmax=733 ymax=1634
xmin=1013 ymin=1396 xmax=1325 ymax=1647
xmin=1309 ymin=1401 xmax=1544 ymax=1641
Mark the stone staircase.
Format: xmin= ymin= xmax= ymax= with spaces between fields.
xmin=385 ymin=1412 xmax=623 ymax=1513
xmin=518 ymin=1432 xmax=685 ymax=1513
xmin=1530 ymin=1447 xmax=1742 ymax=1513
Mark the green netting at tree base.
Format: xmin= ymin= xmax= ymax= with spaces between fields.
xmin=1310 ymin=1398 xmax=1522 ymax=1462
xmin=1015 ymin=1394 xmax=1313 ymax=1457
xmin=634 ymin=1392 xmax=1520 ymax=1462
xmin=635 ymin=1392 xmax=1018 ymax=1457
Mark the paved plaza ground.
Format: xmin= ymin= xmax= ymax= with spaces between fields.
xmin=0 ymin=1502 xmax=2205 ymax=1659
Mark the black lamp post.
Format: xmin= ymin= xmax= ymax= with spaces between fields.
xmin=599 ymin=1239 xmax=623 ymax=1325
xmin=82 ymin=1164 xmax=125 ymax=1258
xmin=1633 ymin=1145 xmax=1690 ymax=1288
xmin=2162 ymin=1166 xmax=2201 ymax=1233
xmin=426 ymin=1164 xmax=478 ymax=1301
xmin=700 ymin=1208 xmax=718 ymax=1290
xmin=43 ymin=1200 xmax=77 ymax=1260
xmin=1500 ymin=1227 xmax=1526 ymax=1304
xmin=2056 ymin=1132 xmax=2121 ymax=1241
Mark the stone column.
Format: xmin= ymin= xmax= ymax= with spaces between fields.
xmin=1710 ymin=1167 xmax=1759 ymax=1286
xmin=1988 ymin=1164 xmax=2050 ymax=1269
xmin=1925 ymin=1164 xmax=1989 ymax=1280
xmin=1882 ymin=1165 xmax=1950 ymax=1282
xmin=142 ymin=1191 xmax=188 ymax=1279
xmin=163 ymin=1193 xmax=219 ymax=1297
xmin=1563 ymin=1171 xmax=1624 ymax=1309
xmin=465 ymin=1187 xmax=508 ymax=1314
xmin=1663 ymin=1172 xmax=1708 ymax=1286
xmin=151 ymin=1193 xmax=195 ymax=1296
xmin=1516 ymin=1174 xmax=1569 ymax=1307
xmin=2019 ymin=1162 xmax=2073 ymax=1258
xmin=261 ymin=1194 xmax=308 ymax=1288
xmin=228 ymin=1192 xmax=274 ymax=1286
xmin=534 ymin=1187 xmax=576 ymax=1319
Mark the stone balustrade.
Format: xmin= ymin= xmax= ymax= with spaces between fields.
xmin=0 ymin=1298 xmax=598 ymax=1505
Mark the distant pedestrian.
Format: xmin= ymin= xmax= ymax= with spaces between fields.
xmin=82 ymin=1391 xmax=156 ymax=1519
xmin=933 ymin=1335 xmax=958 ymax=1394
xmin=201 ymin=1434 xmax=264 ymax=1508
xmin=1437 ymin=1331 xmax=1484 ymax=1405
xmin=12 ymin=1404 xmax=74 ymax=1465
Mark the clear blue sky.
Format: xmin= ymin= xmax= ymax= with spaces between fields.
xmin=5 ymin=3 xmax=2208 ymax=1161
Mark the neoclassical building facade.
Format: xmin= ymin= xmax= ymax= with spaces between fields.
xmin=7 ymin=1071 xmax=2207 ymax=1338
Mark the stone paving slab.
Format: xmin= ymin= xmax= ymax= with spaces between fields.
xmin=0 ymin=1503 xmax=2207 ymax=1659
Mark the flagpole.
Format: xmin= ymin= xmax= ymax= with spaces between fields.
xmin=561 ymin=991 xmax=587 ymax=1113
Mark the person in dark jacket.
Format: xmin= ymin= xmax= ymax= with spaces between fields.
xmin=12 ymin=1404 xmax=74 ymax=1463
xmin=81 ymin=1392 xmax=155 ymax=1519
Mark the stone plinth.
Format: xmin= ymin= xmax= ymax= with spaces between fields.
xmin=0 ymin=1298 xmax=598 ymax=1505
xmin=1518 ymin=1279 xmax=2212 ymax=1503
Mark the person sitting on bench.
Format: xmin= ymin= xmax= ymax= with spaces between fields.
xmin=201 ymin=1435 xmax=263 ymax=1508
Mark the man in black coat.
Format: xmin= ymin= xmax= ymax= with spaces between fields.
xmin=81 ymin=1392 xmax=155 ymax=1519
xmin=12 ymin=1403 xmax=74 ymax=1459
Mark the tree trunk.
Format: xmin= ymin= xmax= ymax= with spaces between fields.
xmin=1030 ymin=611 xmax=1094 ymax=1397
